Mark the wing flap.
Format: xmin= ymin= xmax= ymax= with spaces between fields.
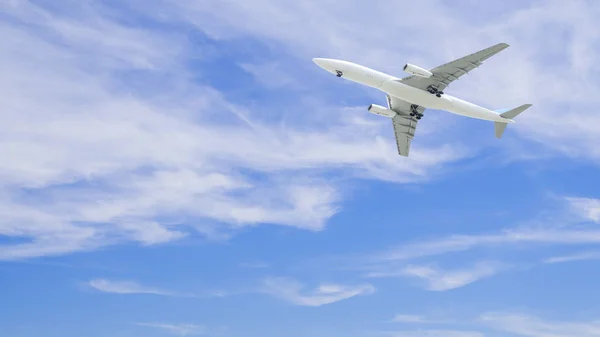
xmin=392 ymin=114 xmax=418 ymax=157
xmin=388 ymin=95 xmax=422 ymax=157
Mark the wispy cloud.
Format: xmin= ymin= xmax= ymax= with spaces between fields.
xmin=239 ymin=61 xmax=297 ymax=89
xmin=0 ymin=1 xmax=466 ymax=260
xmin=240 ymin=261 xmax=270 ymax=269
xmin=86 ymin=276 xmax=374 ymax=306
xmin=390 ymin=314 xmax=457 ymax=325
xmin=379 ymin=227 xmax=600 ymax=262
xmin=378 ymin=330 xmax=484 ymax=337
xmin=87 ymin=279 xmax=180 ymax=296
xmin=2 ymin=0 xmax=600 ymax=263
xmin=544 ymin=250 xmax=600 ymax=264
xmin=391 ymin=314 xmax=445 ymax=324
xmin=391 ymin=315 xmax=429 ymax=323
xmin=325 ymin=201 xmax=600 ymax=297
xmin=164 ymin=0 xmax=600 ymax=163
xmin=387 ymin=312 xmax=600 ymax=337
xmin=481 ymin=312 xmax=600 ymax=337
xmin=340 ymin=196 xmax=600 ymax=291
xmin=384 ymin=311 xmax=600 ymax=337
xmin=136 ymin=323 xmax=206 ymax=336
xmin=260 ymin=277 xmax=374 ymax=306
xmin=568 ymin=197 xmax=600 ymax=223
xmin=385 ymin=262 xmax=509 ymax=291
xmin=86 ymin=278 xmax=232 ymax=298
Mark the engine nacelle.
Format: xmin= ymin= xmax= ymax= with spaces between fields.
xmin=403 ymin=63 xmax=432 ymax=78
xmin=368 ymin=104 xmax=396 ymax=118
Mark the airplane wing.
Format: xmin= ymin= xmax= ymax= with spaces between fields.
xmin=399 ymin=42 xmax=509 ymax=92
xmin=386 ymin=95 xmax=424 ymax=157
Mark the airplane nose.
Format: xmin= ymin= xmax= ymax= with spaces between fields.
xmin=312 ymin=58 xmax=329 ymax=68
xmin=312 ymin=58 xmax=342 ymax=75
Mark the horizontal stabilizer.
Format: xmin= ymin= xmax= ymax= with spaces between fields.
xmin=499 ymin=104 xmax=532 ymax=120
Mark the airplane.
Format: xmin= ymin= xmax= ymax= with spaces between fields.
xmin=313 ymin=43 xmax=532 ymax=157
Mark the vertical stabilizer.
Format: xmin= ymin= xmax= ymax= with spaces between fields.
xmin=494 ymin=122 xmax=508 ymax=138
xmin=493 ymin=104 xmax=532 ymax=139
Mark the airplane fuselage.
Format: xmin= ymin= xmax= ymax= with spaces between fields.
xmin=313 ymin=58 xmax=513 ymax=124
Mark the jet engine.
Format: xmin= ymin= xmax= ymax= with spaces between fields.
xmin=368 ymin=104 xmax=396 ymax=118
xmin=403 ymin=63 xmax=433 ymax=78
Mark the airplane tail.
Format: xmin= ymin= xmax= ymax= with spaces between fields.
xmin=493 ymin=104 xmax=532 ymax=139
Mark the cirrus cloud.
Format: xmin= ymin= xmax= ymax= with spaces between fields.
xmin=0 ymin=1 xmax=466 ymax=260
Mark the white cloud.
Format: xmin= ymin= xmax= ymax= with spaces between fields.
xmin=380 ymin=227 xmax=600 ymax=262
xmin=0 ymin=1 xmax=467 ymax=260
xmin=351 ymin=196 xmax=600 ymax=290
xmin=87 ymin=279 xmax=178 ymax=296
xmin=136 ymin=323 xmax=206 ymax=336
xmin=260 ymin=277 xmax=374 ymax=306
xmin=567 ymin=197 xmax=600 ymax=223
xmin=544 ymin=250 xmax=600 ymax=264
xmin=85 ymin=278 xmax=232 ymax=298
xmin=481 ymin=312 xmax=600 ymax=337
xmin=239 ymin=62 xmax=297 ymax=89
xmin=392 ymin=315 xmax=430 ymax=323
xmin=379 ymin=330 xmax=484 ymax=337
xmin=387 ymin=312 xmax=600 ymax=337
xmin=86 ymin=277 xmax=375 ymax=306
xmin=240 ymin=261 xmax=270 ymax=269
xmin=160 ymin=0 xmax=600 ymax=163
xmin=4 ymin=0 xmax=599 ymax=261
xmin=391 ymin=314 xmax=455 ymax=325
xmin=396 ymin=262 xmax=508 ymax=291
xmin=386 ymin=312 xmax=600 ymax=337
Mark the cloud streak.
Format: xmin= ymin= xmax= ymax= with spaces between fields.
xmin=352 ymin=196 xmax=600 ymax=290
xmin=87 ymin=279 xmax=181 ymax=296
xmin=160 ymin=0 xmax=600 ymax=163
xmin=568 ymin=197 xmax=600 ymax=223
xmin=400 ymin=262 xmax=508 ymax=291
xmin=136 ymin=323 xmax=206 ymax=336
xmin=384 ymin=312 xmax=600 ymax=337
xmin=260 ymin=277 xmax=375 ymax=306
xmin=380 ymin=227 xmax=600 ymax=262
xmin=481 ymin=312 xmax=600 ymax=337
xmin=544 ymin=250 xmax=600 ymax=264
xmin=392 ymin=315 xmax=430 ymax=323
xmin=379 ymin=330 xmax=484 ymax=337
xmin=368 ymin=262 xmax=509 ymax=291
xmin=0 ymin=0 xmax=467 ymax=260
xmin=86 ymin=276 xmax=373 ymax=307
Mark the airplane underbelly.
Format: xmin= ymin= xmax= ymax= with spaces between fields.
xmin=341 ymin=64 xmax=388 ymax=88
xmin=380 ymin=81 xmax=502 ymax=122
xmin=347 ymin=72 xmax=385 ymax=88
xmin=448 ymin=98 xmax=503 ymax=121
xmin=380 ymin=80 xmax=452 ymax=110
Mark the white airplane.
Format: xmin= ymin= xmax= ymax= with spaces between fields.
xmin=313 ymin=43 xmax=532 ymax=156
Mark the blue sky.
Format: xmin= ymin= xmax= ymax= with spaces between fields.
xmin=2 ymin=0 xmax=600 ymax=336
